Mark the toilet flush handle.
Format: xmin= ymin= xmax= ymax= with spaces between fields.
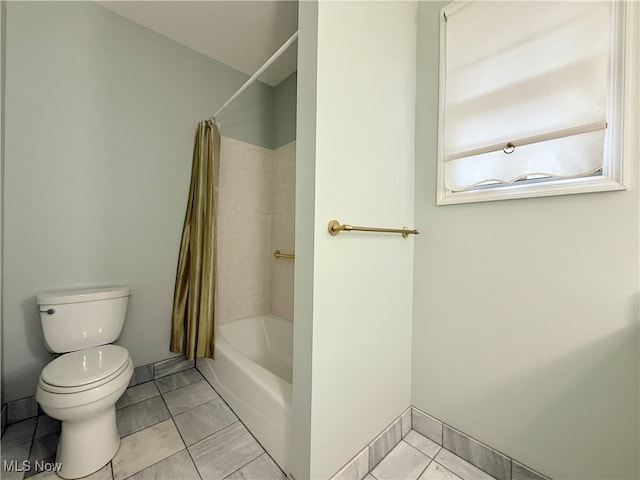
xmin=46 ymin=308 xmax=55 ymax=315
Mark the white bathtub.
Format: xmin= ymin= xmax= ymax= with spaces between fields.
xmin=197 ymin=313 xmax=293 ymax=473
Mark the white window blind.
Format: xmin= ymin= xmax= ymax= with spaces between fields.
xmin=442 ymin=1 xmax=613 ymax=192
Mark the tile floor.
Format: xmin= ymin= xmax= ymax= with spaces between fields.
xmin=1 ymin=369 xmax=500 ymax=480
xmin=1 ymin=369 xmax=285 ymax=480
xmin=368 ymin=432 xmax=501 ymax=480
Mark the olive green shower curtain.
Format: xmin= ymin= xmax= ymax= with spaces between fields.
xmin=170 ymin=119 xmax=219 ymax=359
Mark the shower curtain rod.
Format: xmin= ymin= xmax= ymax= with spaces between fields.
xmin=211 ymin=31 xmax=299 ymax=121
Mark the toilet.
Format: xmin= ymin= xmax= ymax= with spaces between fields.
xmin=35 ymin=286 xmax=134 ymax=479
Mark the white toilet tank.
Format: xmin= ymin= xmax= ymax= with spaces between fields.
xmin=37 ymin=286 xmax=131 ymax=353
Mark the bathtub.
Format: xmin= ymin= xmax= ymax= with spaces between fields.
xmin=197 ymin=313 xmax=293 ymax=473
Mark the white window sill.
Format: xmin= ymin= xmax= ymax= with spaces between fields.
xmin=436 ymin=176 xmax=627 ymax=205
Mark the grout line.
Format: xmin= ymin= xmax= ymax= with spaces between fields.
xmin=413 ymin=408 xmax=518 ymax=480
xmin=432 ymin=461 xmax=463 ymax=480
xmin=195 ymin=365 xmax=286 ymax=476
xmin=161 ymin=402 xmax=203 ymax=480
xmin=116 ymin=394 xmax=172 ymax=439
xmin=154 ymin=368 xmax=203 ymax=391
xmin=23 ymin=416 xmax=37 ymax=480
xmin=116 ymin=388 xmax=162 ymax=411
xmin=415 ymin=458 xmax=432 ymax=480
xmin=438 ymin=447 xmax=502 ymax=480
xmin=118 ymin=414 xmax=171 ymax=440
xmin=127 ymin=386 xmax=202 ymax=480
xmin=116 ymin=396 xmax=161 ymax=412
xmin=222 ymin=451 xmax=265 ymax=480
xmin=403 ymin=438 xmax=437 ymax=461
xmin=185 ymin=419 xmax=241 ymax=448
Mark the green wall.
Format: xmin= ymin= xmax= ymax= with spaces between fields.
xmin=411 ymin=3 xmax=639 ymax=480
xmin=2 ymin=1 xmax=295 ymax=402
xmin=272 ymin=72 xmax=297 ymax=149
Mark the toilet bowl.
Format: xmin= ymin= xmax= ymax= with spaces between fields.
xmin=36 ymin=345 xmax=133 ymax=479
xmin=35 ymin=287 xmax=133 ymax=479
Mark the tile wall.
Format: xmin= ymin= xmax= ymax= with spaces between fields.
xmin=271 ymin=142 xmax=296 ymax=321
xmin=217 ymin=138 xmax=274 ymax=324
xmin=216 ymin=137 xmax=296 ymax=325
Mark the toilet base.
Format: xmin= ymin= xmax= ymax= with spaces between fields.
xmin=56 ymin=405 xmax=120 ymax=479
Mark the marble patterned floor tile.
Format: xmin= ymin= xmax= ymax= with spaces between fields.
xmin=370 ymin=441 xmax=430 ymax=480
xmin=162 ymin=380 xmax=218 ymax=416
xmin=332 ymin=446 xmax=369 ymax=480
xmin=368 ymin=418 xmax=402 ymax=470
xmin=34 ymin=415 xmax=60 ymax=440
xmin=7 ymin=397 xmax=39 ymax=424
xmin=442 ymin=426 xmax=510 ymax=480
xmin=129 ymin=365 xmax=154 ymax=387
xmin=189 ymin=422 xmax=264 ymax=479
xmin=154 ymin=357 xmax=195 ymax=379
xmin=225 ymin=453 xmax=286 ymax=479
xmin=25 ymin=432 xmax=60 ymax=478
xmin=364 ymin=476 xmax=376 ymax=480
xmin=30 ymin=463 xmax=112 ymax=480
xmin=512 ymin=461 xmax=551 ymax=480
xmin=434 ymin=450 xmax=497 ymax=480
xmin=173 ymin=398 xmax=238 ymax=446
xmin=404 ymin=431 xmax=441 ymax=459
xmin=155 ymin=368 xmax=204 ymax=394
xmin=411 ymin=409 xmax=442 ymax=446
xmin=1 ymin=442 xmax=32 ymax=480
xmin=116 ymin=396 xmax=170 ymax=438
xmin=418 ymin=462 xmax=463 ymax=480
xmin=2 ymin=417 xmax=37 ymax=448
xmin=126 ymin=449 xmax=200 ymax=480
xmin=117 ymin=382 xmax=161 ymax=409
xmin=112 ymin=419 xmax=185 ymax=480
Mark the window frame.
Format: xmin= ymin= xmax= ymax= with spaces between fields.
xmin=435 ymin=0 xmax=635 ymax=205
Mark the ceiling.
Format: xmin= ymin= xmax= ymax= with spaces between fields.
xmin=98 ymin=1 xmax=299 ymax=87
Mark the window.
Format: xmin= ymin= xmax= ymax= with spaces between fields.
xmin=436 ymin=0 xmax=636 ymax=205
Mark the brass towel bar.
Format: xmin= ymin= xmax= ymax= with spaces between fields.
xmin=328 ymin=220 xmax=420 ymax=239
xmin=274 ymin=250 xmax=295 ymax=259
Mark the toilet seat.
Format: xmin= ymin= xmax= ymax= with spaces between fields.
xmin=39 ymin=345 xmax=131 ymax=394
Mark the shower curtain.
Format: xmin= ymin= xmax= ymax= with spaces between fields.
xmin=170 ymin=119 xmax=220 ymax=360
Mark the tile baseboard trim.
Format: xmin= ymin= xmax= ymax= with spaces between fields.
xmin=331 ymin=406 xmax=411 ymax=480
xmin=411 ymin=407 xmax=552 ymax=480
xmin=331 ymin=406 xmax=552 ymax=480
xmin=2 ymin=355 xmax=192 ymax=426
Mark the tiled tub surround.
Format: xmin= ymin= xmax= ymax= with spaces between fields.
xmin=270 ymin=141 xmax=296 ymax=321
xmin=217 ymin=137 xmax=274 ymax=324
xmin=1 ymin=368 xmax=286 ymax=480
xmin=332 ymin=408 xmax=552 ymax=480
xmin=216 ymin=137 xmax=296 ymax=325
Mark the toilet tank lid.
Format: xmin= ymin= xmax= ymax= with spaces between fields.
xmin=37 ymin=286 xmax=131 ymax=306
